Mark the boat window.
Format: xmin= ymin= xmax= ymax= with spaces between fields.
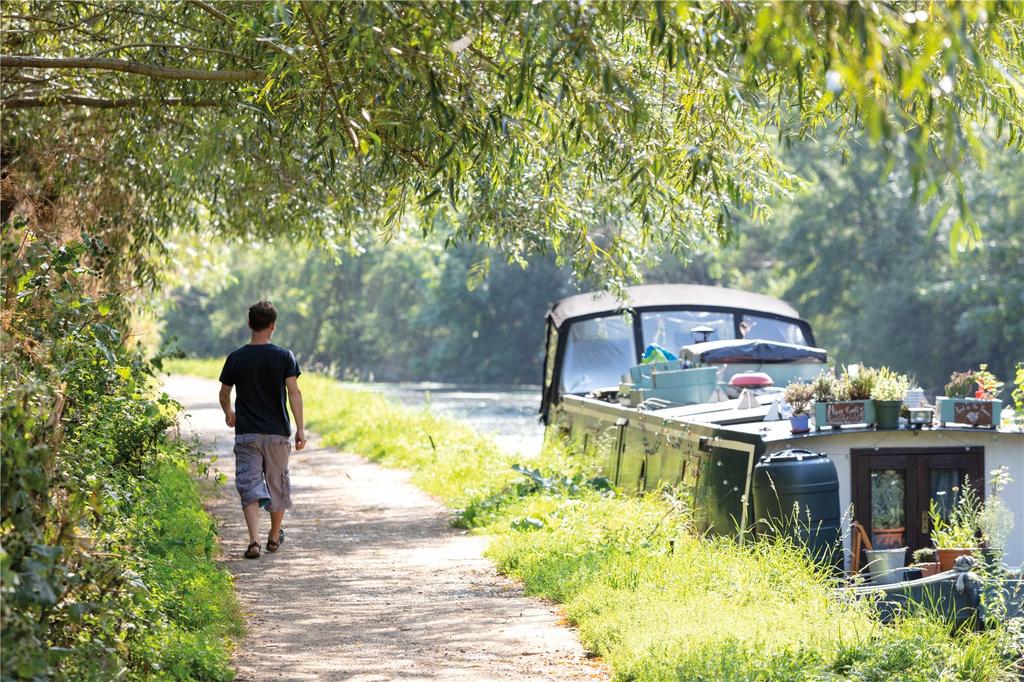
xmin=640 ymin=310 xmax=734 ymax=354
xmin=870 ymin=469 xmax=907 ymax=548
xmin=740 ymin=314 xmax=810 ymax=345
xmin=560 ymin=314 xmax=636 ymax=393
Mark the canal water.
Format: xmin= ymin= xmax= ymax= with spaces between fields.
xmin=358 ymin=382 xmax=546 ymax=456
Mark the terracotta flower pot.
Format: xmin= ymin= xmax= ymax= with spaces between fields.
xmin=871 ymin=527 xmax=905 ymax=549
xmin=936 ymin=547 xmax=975 ymax=572
xmin=914 ymin=561 xmax=940 ymax=578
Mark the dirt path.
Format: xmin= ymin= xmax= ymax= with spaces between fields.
xmin=164 ymin=375 xmax=606 ymax=682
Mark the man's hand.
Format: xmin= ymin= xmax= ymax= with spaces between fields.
xmin=295 ymin=429 xmax=306 ymax=450
xmin=219 ymin=383 xmax=235 ymax=429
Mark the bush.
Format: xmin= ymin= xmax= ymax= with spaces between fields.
xmin=2 ymin=233 xmax=240 ymax=680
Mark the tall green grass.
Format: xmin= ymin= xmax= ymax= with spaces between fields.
xmin=167 ymin=359 xmax=1020 ymax=680
xmin=129 ymin=461 xmax=244 ymax=680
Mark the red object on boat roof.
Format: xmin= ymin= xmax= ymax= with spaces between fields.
xmin=729 ymin=371 xmax=774 ymax=388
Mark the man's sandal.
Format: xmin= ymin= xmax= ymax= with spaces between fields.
xmin=266 ymin=529 xmax=284 ymax=553
xmin=244 ymin=541 xmax=260 ymax=559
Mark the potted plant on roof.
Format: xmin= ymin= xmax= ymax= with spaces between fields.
xmin=871 ymin=367 xmax=911 ymax=430
xmin=784 ymin=382 xmax=815 ymax=433
xmin=936 ymin=365 xmax=1003 ymax=428
xmin=929 ymin=478 xmax=982 ymax=572
xmin=813 ymin=366 xmax=876 ymax=430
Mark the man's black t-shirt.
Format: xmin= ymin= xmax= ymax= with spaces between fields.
xmin=219 ymin=344 xmax=301 ymax=437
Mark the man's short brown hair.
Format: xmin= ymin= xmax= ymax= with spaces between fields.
xmin=248 ymin=301 xmax=277 ymax=332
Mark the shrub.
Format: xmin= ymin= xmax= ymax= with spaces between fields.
xmin=2 ymin=232 xmax=239 ymax=680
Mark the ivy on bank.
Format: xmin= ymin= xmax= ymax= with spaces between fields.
xmin=1 ymin=229 xmax=240 ymax=680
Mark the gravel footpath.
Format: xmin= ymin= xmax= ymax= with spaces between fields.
xmin=165 ymin=375 xmax=607 ymax=682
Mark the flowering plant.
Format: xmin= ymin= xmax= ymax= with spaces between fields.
xmin=870 ymin=367 xmax=911 ymax=401
xmin=979 ymin=466 xmax=1015 ymax=551
xmin=845 ymin=365 xmax=877 ymax=400
xmin=945 ymin=370 xmax=975 ymax=399
xmin=973 ymin=364 xmax=1003 ymax=400
xmin=930 ymin=479 xmax=982 ymax=549
xmin=811 ymin=369 xmax=842 ymax=402
xmin=945 ymin=365 xmax=1003 ymax=400
xmin=784 ymin=382 xmax=815 ymax=415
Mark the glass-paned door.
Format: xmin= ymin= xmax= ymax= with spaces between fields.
xmin=915 ymin=452 xmax=983 ymax=549
xmin=853 ymin=448 xmax=983 ymax=557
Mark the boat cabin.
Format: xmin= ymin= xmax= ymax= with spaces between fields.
xmin=541 ymin=284 xmax=817 ymax=420
xmin=543 ymin=285 xmax=1024 ymax=570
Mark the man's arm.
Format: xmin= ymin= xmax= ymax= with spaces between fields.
xmin=285 ymin=376 xmax=305 ymax=450
xmin=219 ymin=384 xmax=236 ymax=428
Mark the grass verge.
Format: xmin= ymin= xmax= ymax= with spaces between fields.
xmin=129 ymin=460 xmax=244 ymax=680
xmin=166 ymin=359 xmax=1021 ymax=680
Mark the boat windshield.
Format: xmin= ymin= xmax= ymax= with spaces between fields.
xmin=557 ymin=308 xmax=812 ymax=396
xmin=560 ymin=314 xmax=635 ymax=393
xmin=641 ymin=311 xmax=735 ymax=351
xmin=739 ymin=313 xmax=810 ymax=345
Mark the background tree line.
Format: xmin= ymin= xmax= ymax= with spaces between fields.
xmin=163 ymin=135 xmax=1023 ymax=397
xmin=163 ymin=238 xmax=574 ymax=384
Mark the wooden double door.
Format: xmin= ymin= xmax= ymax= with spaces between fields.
xmin=852 ymin=447 xmax=984 ymax=552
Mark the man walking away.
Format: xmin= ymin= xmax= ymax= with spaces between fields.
xmin=218 ymin=301 xmax=306 ymax=559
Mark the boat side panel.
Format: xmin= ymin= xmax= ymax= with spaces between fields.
xmin=558 ymin=395 xmax=766 ymax=539
xmin=767 ymin=431 xmax=1024 ymax=569
xmin=987 ymin=442 xmax=1024 ymax=568
xmin=567 ymin=413 xmax=625 ymax=484
xmin=618 ymin=428 xmax=646 ymax=494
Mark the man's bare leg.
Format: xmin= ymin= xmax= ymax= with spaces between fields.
xmin=242 ymin=501 xmax=261 ymax=544
xmin=269 ymin=511 xmax=284 ymax=544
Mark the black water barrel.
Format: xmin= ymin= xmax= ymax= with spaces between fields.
xmin=752 ymin=448 xmax=841 ymax=568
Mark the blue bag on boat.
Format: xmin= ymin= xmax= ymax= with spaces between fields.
xmin=641 ymin=343 xmax=678 ymax=364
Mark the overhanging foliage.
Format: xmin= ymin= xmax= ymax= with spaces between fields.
xmin=3 ymin=1 xmax=1023 ymax=282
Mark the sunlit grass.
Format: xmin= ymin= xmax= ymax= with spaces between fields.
xmin=165 ymin=359 xmax=1019 ymax=680
xmin=134 ymin=461 xmax=244 ymax=680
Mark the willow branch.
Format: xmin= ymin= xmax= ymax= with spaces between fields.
xmin=298 ymin=0 xmax=359 ymax=149
xmin=187 ymin=0 xmax=298 ymax=62
xmin=2 ymin=94 xmax=221 ymax=108
xmin=90 ymin=43 xmax=248 ymax=62
xmin=0 ymin=55 xmax=263 ymax=82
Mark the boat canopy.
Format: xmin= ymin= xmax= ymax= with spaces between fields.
xmin=546 ymin=284 xmax=802 ymax=329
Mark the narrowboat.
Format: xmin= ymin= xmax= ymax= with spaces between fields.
xmin=541 ymin=284 xmax=1023 ymax=620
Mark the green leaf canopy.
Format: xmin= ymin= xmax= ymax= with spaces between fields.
xmin=3 ymin=1 xmax=1022 ymax=281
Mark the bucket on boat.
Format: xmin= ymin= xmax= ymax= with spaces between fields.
xmin=864 ymin=548 xmax=908 ymax=585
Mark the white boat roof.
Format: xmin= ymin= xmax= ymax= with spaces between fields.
xmin=547 ymin=284 xmax=802 ymax=329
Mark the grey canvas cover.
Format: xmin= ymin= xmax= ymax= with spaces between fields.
xmin=680 ymin=339 xmax=827 ymax=364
